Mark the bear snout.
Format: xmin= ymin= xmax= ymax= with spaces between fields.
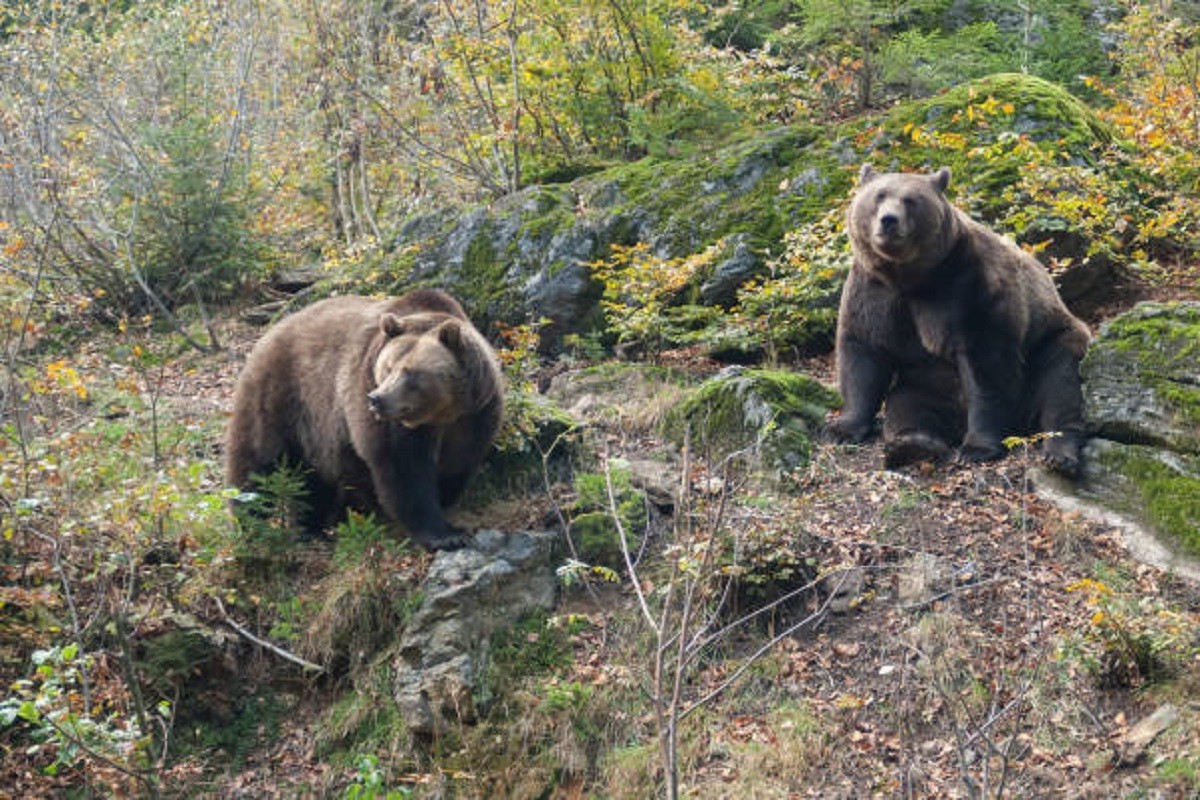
xmin=879 ymin=213 xmax=900 ymax=235
xmin=367 ymin=388 xmax=424 ymax=426
xmin=367 ymin=388 xmax=402 ymax=417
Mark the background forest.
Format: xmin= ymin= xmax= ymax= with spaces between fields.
xmin=2 ymin=0 xmax=1200 ymax=797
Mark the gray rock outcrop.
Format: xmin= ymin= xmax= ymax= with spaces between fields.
xmin=1040 ymin=302 xmax=1200 ymax=578
xmin=393 ymin=530 xmax=560 ymax=737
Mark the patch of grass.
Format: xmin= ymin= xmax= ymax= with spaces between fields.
xmin=488 ymin=612 xmax=574 ymax=687
xmin=302 ymin=555 xmax=425 ymax=676
xmin=315 ymin=659 xmax=412 ymax=777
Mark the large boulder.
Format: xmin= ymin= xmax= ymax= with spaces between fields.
xmin=1045 ymin=302 xmax=1200 ymax=572
xmin=385 ymin=126 xmax=839 ymax=352
xmin=1082 ymin=302 xmax=1200 ymax=454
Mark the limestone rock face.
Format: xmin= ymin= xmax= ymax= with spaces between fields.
xmin=1068 ymin=302 xmax=1200 ymax=562
xmin=393 ymin=530 xmax=559 ymax=737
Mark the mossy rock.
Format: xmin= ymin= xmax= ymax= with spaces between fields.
xmin=871 ymin=72 xmax=1112 ymax=209
xmin=592 ymin=124 xmax=840 ymax=255
xmin=569 ymin=462 xmax=647 ymax=569
xmin=1081 ymin=439 xmax=1200 ymax=557
xmin=1082 ymin=302 xmax=1200 ymax=454
xmin=383 ymin=126 xmax=849 ymax=351
xmin=663 ymin=368 xmax=839 ymax=475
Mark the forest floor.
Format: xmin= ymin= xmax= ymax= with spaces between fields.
xmin=4 ymin=293 xmax=1199 ymax=798
xmin=193 ymin=312 xmax=1200 ymax=798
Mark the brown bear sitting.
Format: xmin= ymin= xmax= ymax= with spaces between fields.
xmin=826 ymin=165 xmax=1091 ymax=476
xmin=225 ymin=288 xmax=504 ymax=550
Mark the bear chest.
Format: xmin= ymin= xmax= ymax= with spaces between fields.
xmin=904 ymin=295 xmax=959 ymax=360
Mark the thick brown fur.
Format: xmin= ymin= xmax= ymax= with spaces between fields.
xmin=225 ymin=289 xmax=504 ymax=550
xmin=826 ymin=165 xmax=1091 ymax=476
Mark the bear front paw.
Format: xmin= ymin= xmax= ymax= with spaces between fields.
xmin=957 ymin=437 xmax=1006 ymax=463
xmin=825 ymin=414 xmax=878 ymax=444
xmin=411 ymin=527 xmax=470 ymax=552
xmin=1042 ymin=437 xmax=1082 ymax=479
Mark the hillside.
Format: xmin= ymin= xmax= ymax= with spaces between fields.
xmin=3 ymin=1 xmax=1200 ymax=797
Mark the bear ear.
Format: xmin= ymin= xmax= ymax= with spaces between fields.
xmin=930 ymin=167 xmax=951 ymax=194
xmin=434 ymin=318 xmax=464 ymax=351
xmin=858 ymin=164 xmax=878 ymax=185
xmin=380 ymin=313 xmax=412 ymax=338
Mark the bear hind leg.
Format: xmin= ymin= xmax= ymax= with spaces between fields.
xmin=882 ymin=366 xmax=964 ymax=469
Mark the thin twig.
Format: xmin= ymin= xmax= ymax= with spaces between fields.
xmin=680 ymin=567 xmax=851 ymax=719
xmin=608 ymin=449 xmax=658 ymax=634
xmin=212 ymin=596 xmax=325 ymax=674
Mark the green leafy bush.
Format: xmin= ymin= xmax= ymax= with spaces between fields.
xmin=719 ymin=207 xmax=849 ymax=361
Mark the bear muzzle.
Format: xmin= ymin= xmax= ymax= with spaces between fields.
xmin=367 ymin=390 xmax=421 ymax=427
xmin=871 ymin=211 xmax=914 ymax=259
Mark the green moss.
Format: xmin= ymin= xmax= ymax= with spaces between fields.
xmin=592 ymin=124 xmax=840 ymax=254
xmin=459 ymin=228 xmax=505 ymax=305
xmin=570 ymin=464 xmax=646 ymax=569
xmin=665 ymin=368 xmax=838 ymax=474
xmin=1096 ymin=444 xmax=1200 ymax=556
xmin=1158 ymin=383 xmax=1200 ymax=429
xmin=1088 ymin=303 xmax=1200 ymax=430
xmin=894 ymin=73 xmax=1110 ymax=149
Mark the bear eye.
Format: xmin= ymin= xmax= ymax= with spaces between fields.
xmin=902 ymin=196 xmax=917 ymax=208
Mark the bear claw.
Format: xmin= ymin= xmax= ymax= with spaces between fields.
xmin=826 ymin=415 xmax=879 ymax=444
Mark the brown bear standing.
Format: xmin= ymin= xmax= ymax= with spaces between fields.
xmin=827 ymin=165 xmax=1091 ymax=476
xmin=226 ymin=289 xmax=504 ymax=550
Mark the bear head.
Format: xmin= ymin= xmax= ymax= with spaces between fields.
xmin=367 ymin=313 xmax=471 ymax=428
xmin=848 ymin=165 xmax=959 ymax=283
